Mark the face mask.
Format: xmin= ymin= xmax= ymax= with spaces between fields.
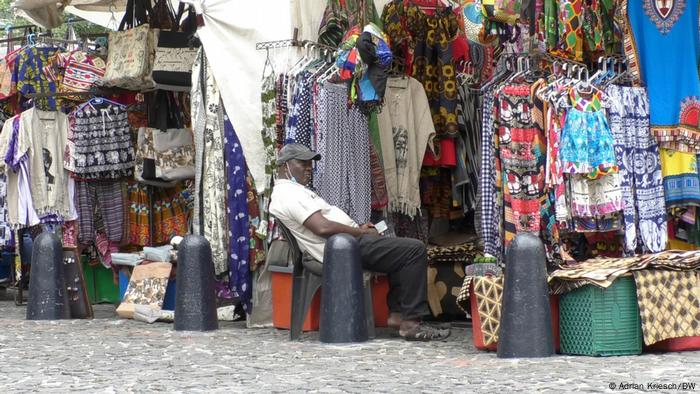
xmin=286 ymin=163 xmax=299 ymax=184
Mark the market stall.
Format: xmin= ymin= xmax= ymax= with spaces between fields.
xmin=1 ymin=0 xmax=699 ymax=353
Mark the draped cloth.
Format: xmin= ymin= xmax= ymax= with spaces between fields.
xmin=192 ymin=49 xmax=228 ymax=275
xmin=224 ymin=113 xmax=252 ymax=312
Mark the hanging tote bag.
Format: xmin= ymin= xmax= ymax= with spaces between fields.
xmin=101 ymin=0 xmax=159 ymax=91
xmin=152 ymin=2 xmax=201 ymax=91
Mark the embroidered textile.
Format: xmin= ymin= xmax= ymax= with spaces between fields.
xmin=66 ymin=103 xmax=135 ymax=180
xmin=313 ymin=82 xmax=372 ymax=225
xmin=606 ymin=85 xmax=667 ymax=254
xmin=191 ymin=50 xmax=228 ymax=274
xmin=43 ymin=50 xmax=106 ymax=95
xmin=633 ymin=269 xmax=700 ymax=345
xmin=223 ymin=113 xmax=252 ymax=312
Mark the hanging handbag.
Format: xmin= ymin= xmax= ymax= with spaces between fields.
xmin=152 ymin=2 xmax=201 ymax=91
xmin=101 ymin=0 xmax=159 ymax=91
xmin=135 ymin=127 xmax=195 ymax=185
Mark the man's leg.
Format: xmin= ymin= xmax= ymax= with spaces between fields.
xmin=357 ymin=235 xmax=431 ymax=320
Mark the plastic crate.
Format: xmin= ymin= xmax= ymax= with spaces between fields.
xmin=81 ymin=256 xmax=120 ymax=305
xmin=559 ymin=276 xmax=642 ymax=356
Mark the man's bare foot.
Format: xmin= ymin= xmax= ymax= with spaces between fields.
xmin=398 ymin=319 xmax=451 ymax=341
xmin=388 ymin=312 xmax=402 ymax=329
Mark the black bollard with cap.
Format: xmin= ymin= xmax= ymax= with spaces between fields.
xmin=26 ymin=232 xmax=70 ymax=320
xmin=497 ymin=233 xmax=554 ymax=358
xmin=319 ymin=234 xmax=368 ymax=343
xmin=174 ymin=235 xmax=218 ymax=331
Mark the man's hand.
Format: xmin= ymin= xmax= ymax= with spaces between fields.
xmin=359 ymin=223 xmax=379 ymax=236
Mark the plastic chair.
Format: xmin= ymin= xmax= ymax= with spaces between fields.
xmin=277 ymin=222 xmax=375 ymax=341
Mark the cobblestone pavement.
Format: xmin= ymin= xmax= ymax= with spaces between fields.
xmin=1 ymin=297 xmax=700 ymax=393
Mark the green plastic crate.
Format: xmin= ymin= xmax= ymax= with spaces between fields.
xmin=81 ymin=256 xmax=120 ymax=305
xmin=559 ymin=276 xmax=642 ymax=356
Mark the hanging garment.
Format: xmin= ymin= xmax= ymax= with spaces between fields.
xmin=66 ymin=103 xmax=135 ymax=180
xmin=494 ymin=83 xmax=546 ymax=248
xmin=0 ymin=173 xmax=10 ymax=247
xmin=75 ymin=180 xmax=125 ymax=245
xmin=660 ymin=148 xmax=700 ymax=208
xmin=381 ymin=0 xmax=460 ymax=134
xmin=377 ymin=76 xmax=436 ymax=218
xmin=127 ymin=181 xmax=191 ymax=247
xmin=13 ymin=46 xmax=60 ymax=110
xmin=314 ymin=82 xmax=372 ymax=225
xmin=275 ymin=73 xmax=289 ymax=148
xmin=17 ymin=108 xmax=71 ymax=219
xmin=455 ymin=83 xmax=481 ymax=211
xmin=191 ymin=49 xmax=229 ymax=275
xmin=246 ymin=172 xmax=266 ymax=272
xmin=478 ymin=88 xmax=501 ymax=258
xmin=285 ymin=71 xmax=314 ymax=148
xmin=223 ymin=113 xmax=252 ymax=312
xmin=627 ymin=0 xmax=700 ymax=152
xmin=258 ymin=70 xmax=278 ymax=239
xmin=606 ymin=84 xmax=667 ymax=254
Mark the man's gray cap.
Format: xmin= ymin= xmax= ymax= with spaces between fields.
xmin=277 ymin=143 xmax=321 ymax=165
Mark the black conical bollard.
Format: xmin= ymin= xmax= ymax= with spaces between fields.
xmin=174 ymin=235 xmax=218 ymax=331
xmin=497 ymin=233 xmax=554 ymax=358
xmin=320 ymin=234 xmax=368 ymax=343
xmin=26 ymin=232 xmax=69 ymax=320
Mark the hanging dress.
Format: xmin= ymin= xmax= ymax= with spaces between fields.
xmin=627 ymin=0 xmax=700 ymax=152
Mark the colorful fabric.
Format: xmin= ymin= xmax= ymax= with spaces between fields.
xmin=410 ymin=6 xmax=460 ymax=135
xmin=606 ymin=84 xmax=667 ymax=254
xmin=285 ymin=71 xmax=314 ymax=148
xmin=275 ymin=73 xmax=289 ymax=148
xmin=66 ymin=103 xmax=135 ymax=180
xmin=549 ymin=250 xmax=700 ymax=293
xmin=127 ymin=181 xmax=190 ymax=247
xmin=314 ymin=82 xmax=371 ymax=225
xmin=494 ymin=84 xmax=546 ymax=248
xmin=259 ymin=71 xmax=277 ymax=238
xmin=634 ymin=269 xmax=700 ymax=346
xmin=223 ymin=113 xmax=252 ymax=312
xmin=43 ymin=50 xmax=106 ymax=95
xmin=557 ymin=0 xmax=584 ymax=60
xmin=13 ymin=46 xmax=60 ymax=110
xmin=627 ymin=0 xmax=700 ymax=153
xmin=0 ymin=48 xmax=20 ymax=100
xmin=560 ymin=108 xmax=618 ymax=176
xmin=75 ymin=180 xmax=125 ymax=245
xmin=246 ymin=172 xmax=266 ymax=272
xmin=568 ymin=173 xmax=623 ymax=217
xmin=660 ymin=148 xmax=700 ymax=208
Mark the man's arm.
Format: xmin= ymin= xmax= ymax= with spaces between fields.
xmin=303 ymin=211 xmax=377 ymax=238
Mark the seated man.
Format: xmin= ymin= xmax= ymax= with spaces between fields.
xmin=269 ymin=143 xmax=449 ymax=341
